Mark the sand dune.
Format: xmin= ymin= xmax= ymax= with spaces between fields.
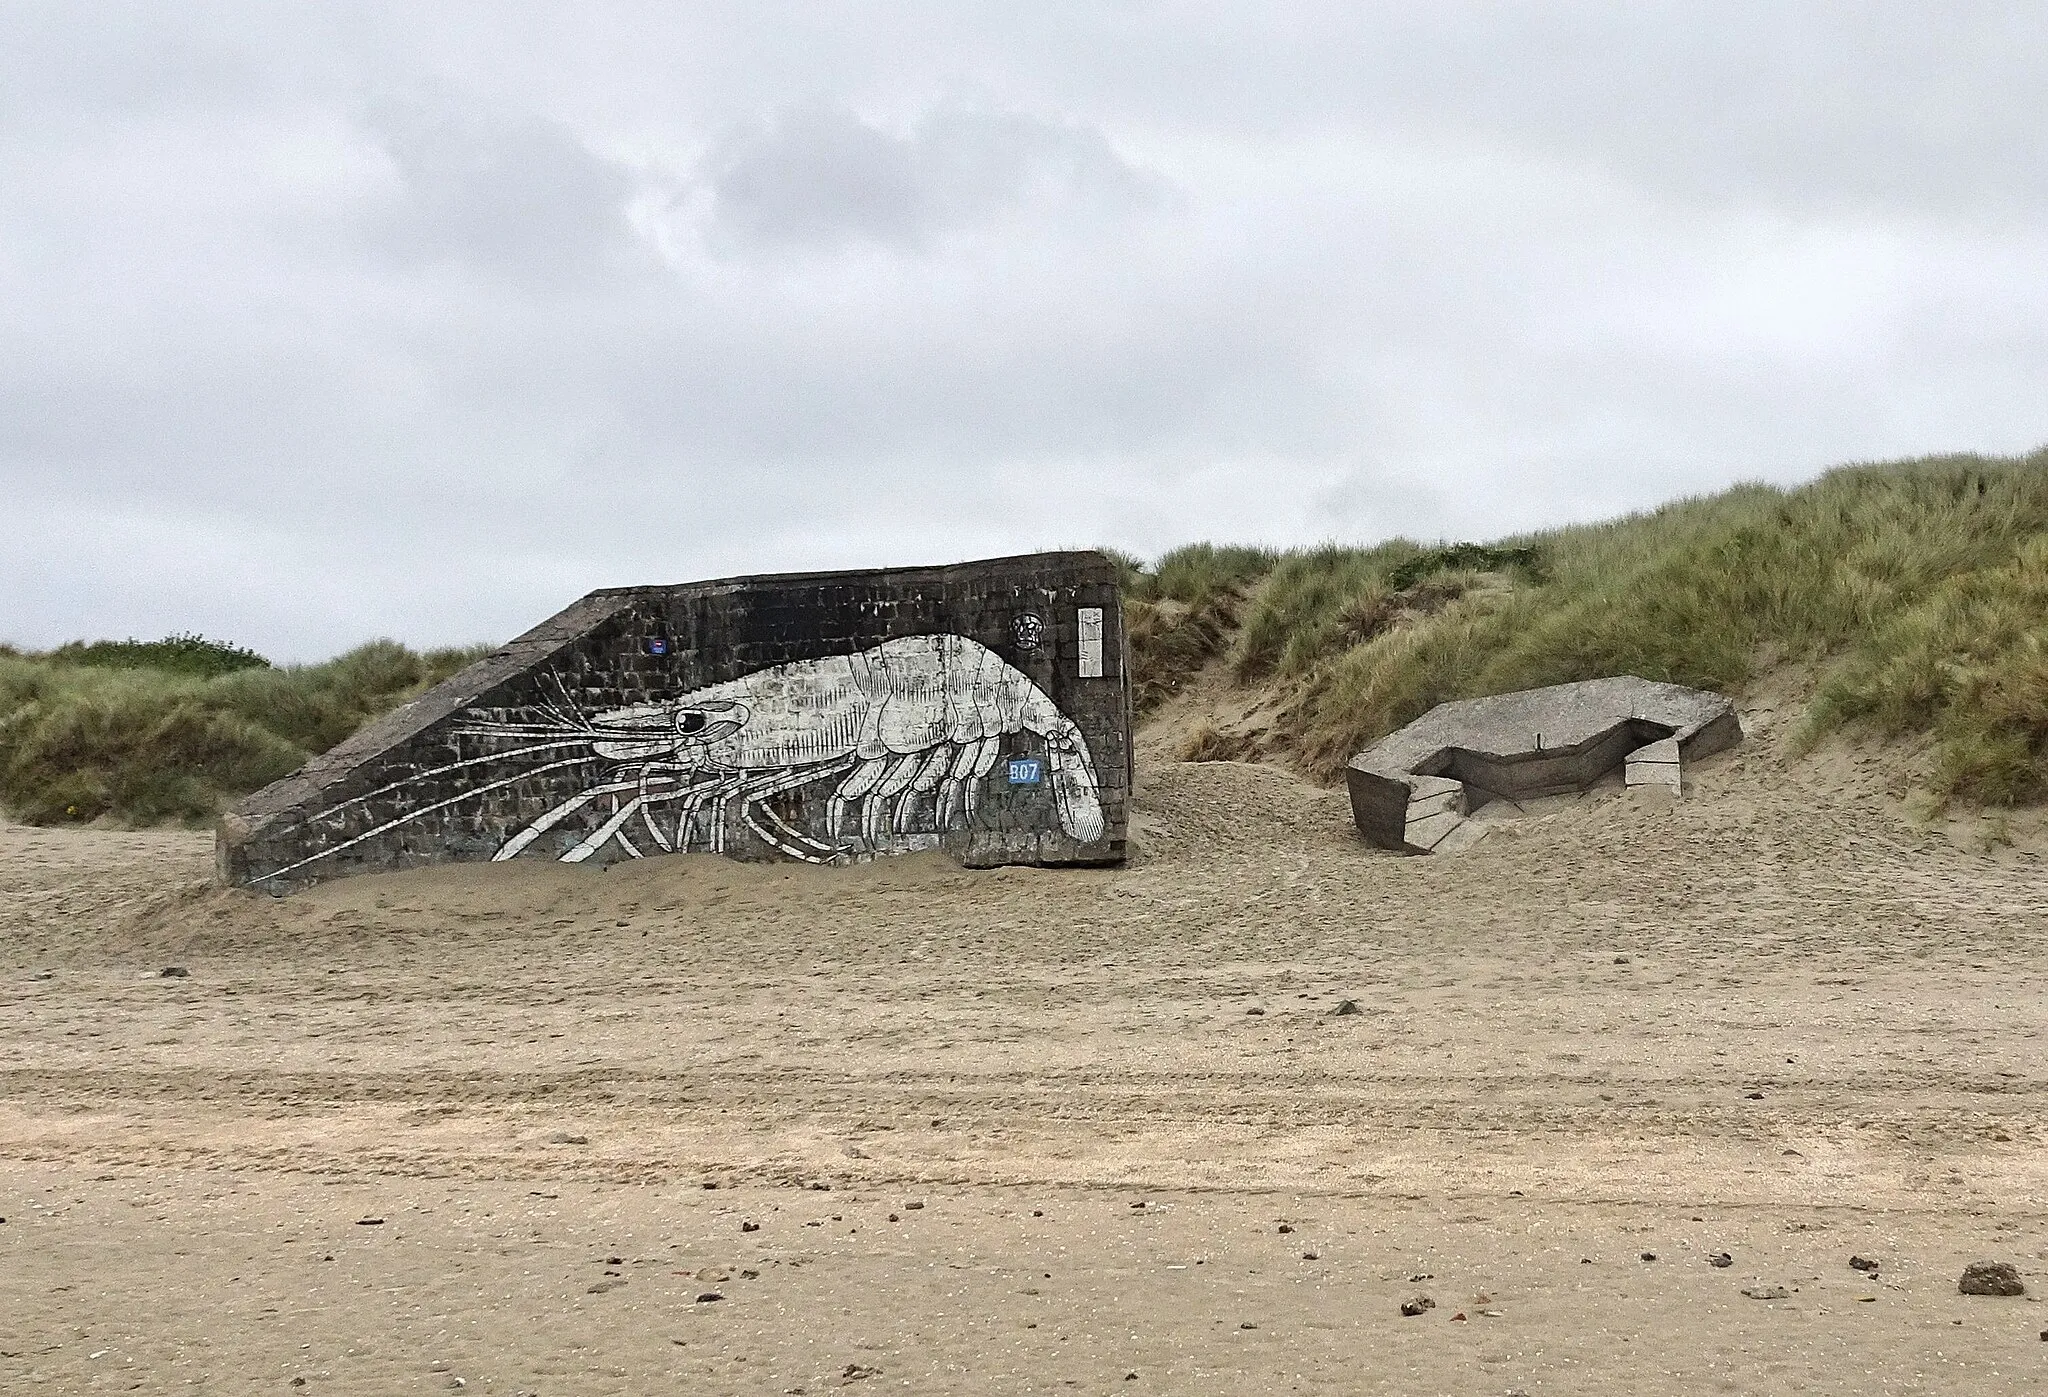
xmin=3 ymin=694 xmax=2046 ymax=1394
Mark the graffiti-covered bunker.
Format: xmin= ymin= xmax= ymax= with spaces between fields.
xmin=218 ymin=552 xmax=1131 ymax=892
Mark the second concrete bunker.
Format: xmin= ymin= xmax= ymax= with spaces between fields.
xmin=1345 ymin=676 xmax=1741 ymax=854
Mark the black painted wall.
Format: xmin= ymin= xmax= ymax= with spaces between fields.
xmin=219 ymin=552 xmax=1130 ymax=892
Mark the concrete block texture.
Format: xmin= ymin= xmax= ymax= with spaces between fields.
xmin=1345 ymin=677 xmax=1740 ymax=853
xmin=219 ymin=552 xmax=1132 ymax=892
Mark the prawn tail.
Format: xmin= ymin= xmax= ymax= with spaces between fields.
xmin=1040 ymin=713 xmax=1105 ymax=844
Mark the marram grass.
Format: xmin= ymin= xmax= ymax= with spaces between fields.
xmin=0 ymin=640 xmax=489 ymax=825
xmin=4 ymin=448 xmax=2044 ymax=827
xmin=1125 ymin=447 xmax=2048 ymax=801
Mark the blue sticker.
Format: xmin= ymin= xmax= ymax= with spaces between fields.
xmin=1006 ymin=757 xmax=1044 ymax=786
xmin=647 ymin=637 xmax=668 ymax=655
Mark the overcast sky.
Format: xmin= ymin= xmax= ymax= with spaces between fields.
xmin=5 ymin=3 xmax=2044 ymax=659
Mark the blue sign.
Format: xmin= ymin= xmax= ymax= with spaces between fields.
xmin=1006 ymin=757 xmax=1044 ymax=786
xmin=647 ymin=637 xmax=668 ymax=655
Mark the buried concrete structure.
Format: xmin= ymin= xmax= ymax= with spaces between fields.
xmin=218 ymin=552 xmax=1131 ymax=893
xmin=1345 ymin=677 xmax=1741 ymax=854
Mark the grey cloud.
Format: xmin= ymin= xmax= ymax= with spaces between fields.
xmin=0 ymin=3 xmax=2043 ymax=659
xmin=910 ymin=2 xmax=2048 ymax=219
xmin=699 ymin=105 xmax=924 ymax=250
xmin=359 ymin=95 xmax=644 ymax=286
xmin=696 ymin=102 xmax=1163 ymax=253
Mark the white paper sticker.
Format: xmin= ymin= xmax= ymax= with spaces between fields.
xmin=1077 ymin=607 xmax=1104 ymax=678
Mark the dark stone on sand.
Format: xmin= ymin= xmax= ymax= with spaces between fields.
xmin=356 ymin=1217 xmax=384 ymax=1226
xmin=1849 ymin=1255 xmax=1879 ymax=1273
xmin=1332 ymin=1000 xmax=1361 ymax=1016
xmin=1245 ymin=1007 xmax=1264 ymax=1016
xmin=1277 ymin=1224 xmax=1293 ymax=1234
xmin=160 ymin=966 xmax=189 ymax=978
xmin=695 ymin=1291 xmax=724 ymax=1303
xmin=1744 ymin=1091 xmax=1765 ymax=1100
xmin=1640 ymin=1252 xmax=1657 ymax=1261
xmin=1708 ymin=1252 xmax=1733 ymax=1268
xmin=741 ymin=1221 xmax=760 ymax=1233
xmin=1959 ymin=1261 xmax=2025 ymax=1296
xmin=1400 ymin=1295 xmax=1436 ymax=1317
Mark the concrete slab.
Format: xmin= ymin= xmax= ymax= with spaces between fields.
xmin=1345 ymin=677 xmax=1739 ymax=852
xmin=1402 ymin=808 xmax=1468 ymax=852
xmin=1626 ymin=736 xmax=1684 ymax=794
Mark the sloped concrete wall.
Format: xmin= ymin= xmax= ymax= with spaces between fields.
xmin=219 ymin=552 xmax=1131 ymax=892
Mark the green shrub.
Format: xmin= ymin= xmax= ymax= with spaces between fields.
xmin=1385 ymin=543 xmax=1543 ymax=591
xmin=0 ymin=638 xmax=492 ymax=826
xmin=49 ymin=633 xmax=271 ymax=679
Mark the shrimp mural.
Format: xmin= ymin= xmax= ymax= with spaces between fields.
xmin=248 ymin=634 xmax=1105 ymax=884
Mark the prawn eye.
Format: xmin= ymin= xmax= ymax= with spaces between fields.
xmin=674 ymin=710 xmax=709 ymax=736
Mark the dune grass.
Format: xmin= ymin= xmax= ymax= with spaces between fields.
xmin=1119 ymin=544 xmax=1282 ymax=710
xmin=0 ymin=640 xmax=490 ymax=825
xmin=7 ymin=448 xmax=2045 ymax=829
xmin=1119 ymin=448 xmax=2048 ymax=803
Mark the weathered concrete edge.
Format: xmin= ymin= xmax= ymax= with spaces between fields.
xmin=215 ymin=591 xmax=631 ymax=875
xmin=1675 ymin=707 xmax=1743 ymax=764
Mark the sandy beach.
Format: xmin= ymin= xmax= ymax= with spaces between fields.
xmin=4 ymin=694 xmax=2046 ymax=1394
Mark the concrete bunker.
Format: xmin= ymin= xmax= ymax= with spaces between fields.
xmin=1345 ymin=677 xmax=1741 ymax=854
xmin=219 ymin=552 xmax=1131 ymax=892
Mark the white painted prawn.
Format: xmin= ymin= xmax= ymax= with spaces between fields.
xmin=458 ymin=633 xmax=1105 ymax=864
